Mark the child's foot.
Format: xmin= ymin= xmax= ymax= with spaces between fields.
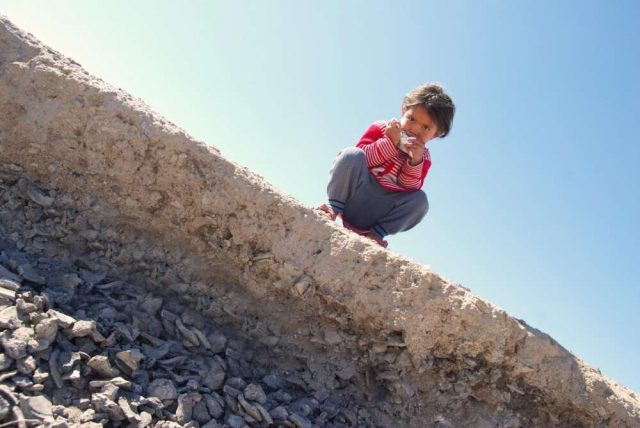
xmin=316 ymin=203 xmax=338 ymax=221
xmin=341 ymin=219 xmax=369 ymax=236
xmin=342 ymin=219 xmax=389 ymax=248
xmin=365 ymin=232 xmax=389 ymax=248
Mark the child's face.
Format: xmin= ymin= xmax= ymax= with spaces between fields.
xmin=401 ymin=104 xmax=440 ymax=144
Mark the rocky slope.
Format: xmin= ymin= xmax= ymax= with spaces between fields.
xmin=1 ymin=15 xmax=639 ymax=427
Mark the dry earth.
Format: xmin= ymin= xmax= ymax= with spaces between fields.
xmin=1 ymin=15 xmax=639 ymax=427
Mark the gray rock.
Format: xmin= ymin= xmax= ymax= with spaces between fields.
xmin=16 ymin=298 xmax=38 ymax=314
xmin=262 ymin=374 xmax=285 ymax=391
xmin=140 ymin=296 xmax=163 ymax=316
xmin=49 ymin=349 xmax=64 ymax=388
xmin=237 ymin=393 xmax=262 ymax=421
xmin=176 ymin=392 xmax=201 ymax=424
xmin=47 ymin=309 xmax=76 ymax=328
xmin=32 ymin=367 xmax=49 ymax=383
xmin=147 ymin=378 xmax=178 ymax=400
xmin=192 ymin=399 xmax=210 ymax=424
xmin=115 ymin=349 xmax=144 ymax=373
xmin=34 ymin=317 xmax=58 ymax=342
xmin=226 ymin=414 xmax=247 ymax=428
xmin=89 ymin=377 xmax=138 ymax=393
xmin=0 ymin=353 xmax=13 ymax=371
xmin=100 ymin=382 xmax=119 ymax=401
xmin=1 ymin=326 xmax=34 ymax=359
xmin=270 ymin=405 xmax=289 ymax=420
xmin=50 ymin=273 xmax=82 ymax=294
xmin=289 ymin=413 xmax=312 ymax=428
xmin=0 ymin=286 xmax=16 ymax=304
xmin=0 ymin=306 xmax=21 ymax=329
xmin=20 ymin=395 xmax=54 ymax=423
xmin=16 ymin=355 xmax=37 ymax=374
xmin=59 ymin=351 xmax=82 ymax=372
xmin=91 ymin=393 xmax=125 ymax=420
xmin=0 ymin=395 xmax=10 ymax=420
xmin=207 ymin=332 xmax=227 ymax=354
xmin=68 ymin=319 xmax=105 ymax=342
xmin=203 ymin=368 xmax=225 ymax=390
xmin=203 ymin=393 xmax=224 ymax=419
xmin=0 ymin=265 xmax=21 ymax=283
xmin=25 ymin=185 xmax=55 ymax=207
xmin=88 ymin=355 xmax=118 ymax=378
xmin=226 ymin=377 xmax=247 ymax=391
xmin=139 ymin=411 xmax=153 ymax=427
xmin=17 ymin=263 xmax=45 ymax=285
xmin=243 ymin=383 xmax=267 ymax=404
xmin=256 ymin=403 xmax=273 ymax=425
xmin=0 ymin=278 xmax=20 ymax=291
xmin=78 ymin=269 xmax=106 ymax=286
xmin=118 ymin=396 xmax=142 ymax=424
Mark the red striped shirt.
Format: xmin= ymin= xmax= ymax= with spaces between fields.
xmin=356 ymin=121 xmax=431 ymax=192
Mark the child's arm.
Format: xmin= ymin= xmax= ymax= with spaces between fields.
xmin=397 ymin=151 xmax=431 ymax=190
xmin=356 ymin=121 xmax=402 ymax=167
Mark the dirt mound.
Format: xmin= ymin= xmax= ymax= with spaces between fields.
xmin=1 ymin=15 xmax=638 ymax=427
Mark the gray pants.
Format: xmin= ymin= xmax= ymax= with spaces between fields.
xmin=327 ymin=147 xmax=428 ymax=239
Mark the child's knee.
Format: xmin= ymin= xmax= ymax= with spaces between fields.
xmin=412 ymin=191 xmax=429 ymax=219
xmin=335 ymin=147 xmax=365 ymax=165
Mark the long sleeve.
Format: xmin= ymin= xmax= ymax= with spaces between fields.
xmin=398 ymin=156 xmax=428 ymax=190
xmin=356 ymin=121 xmax=399 ymax=168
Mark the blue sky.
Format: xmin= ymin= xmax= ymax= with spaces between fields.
xmin=2 ymin=1 xmax=638 ymax=392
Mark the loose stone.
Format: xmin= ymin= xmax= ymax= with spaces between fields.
xmin=18 ymin=263 xmax=46 ymax=284
xmin=147 ymin=379 xmax=179 ymax=401
xmin=289 ymin=412 xmax=312 ymax=428
xmin=203 ymin=394 xmax=224 ymax=419
xmin=115 ymin=349 xmax=144 ymax=373
xmin=19 ymin=394 xmax=54 ymax=424
xmin=243 ymin=383 xmax=267 ymax=404
xmin=16 ymin=354 xmax=37 ymax=374
xmin=88 ymin=355 xmax=118 ymax=378
xmin=35 ymin=317 xmax=59 ymax=342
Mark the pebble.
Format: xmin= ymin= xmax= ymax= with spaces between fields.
xmin=115 ymin=349 xmax=144 ymax=373
xmin=148 ymin=379 xmax=178 ymax=401
xmin=19 ymin=395 xmax=54 ymax=423
xmin=87 ymin=355 xmax=118 ymax=378
xmin=243 ymin=383 xmax=267 ymax=404
xmin=203 ymin=393 xmax=224 ymax=419
xmin=18 ymin=263 xmax=46 ymax=285
xmin=271 ymin=405 xmax=289 ymax=420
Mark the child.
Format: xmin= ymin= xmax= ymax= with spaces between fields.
xmin=317 ymin=83 xmax=455 ymax=247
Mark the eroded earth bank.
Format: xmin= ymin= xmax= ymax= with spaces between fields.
xmin=1 ymin=16 xmax=639 ymax=427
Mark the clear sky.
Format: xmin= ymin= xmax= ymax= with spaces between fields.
xmin=2 ymin=1 xmax=638 ymax=392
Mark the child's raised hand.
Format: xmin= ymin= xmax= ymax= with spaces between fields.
xmin=385 ymin=118 xmax=402 ymax=145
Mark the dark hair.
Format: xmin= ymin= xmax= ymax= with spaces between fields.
xmin=402 ymin=83 xmax=455 ymax=138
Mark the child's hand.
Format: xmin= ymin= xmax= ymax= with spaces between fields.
xmin=385 ymin=118 xmax=402 ymax=145
xmin=404 ymin=139 xmax=425 ymax=165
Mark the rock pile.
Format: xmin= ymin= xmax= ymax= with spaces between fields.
xmin=0 ymin=172 xmax=373 ymax=427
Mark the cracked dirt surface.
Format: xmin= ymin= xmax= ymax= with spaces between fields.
xmin=1 ymin=15 xmax=639 ymax=427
